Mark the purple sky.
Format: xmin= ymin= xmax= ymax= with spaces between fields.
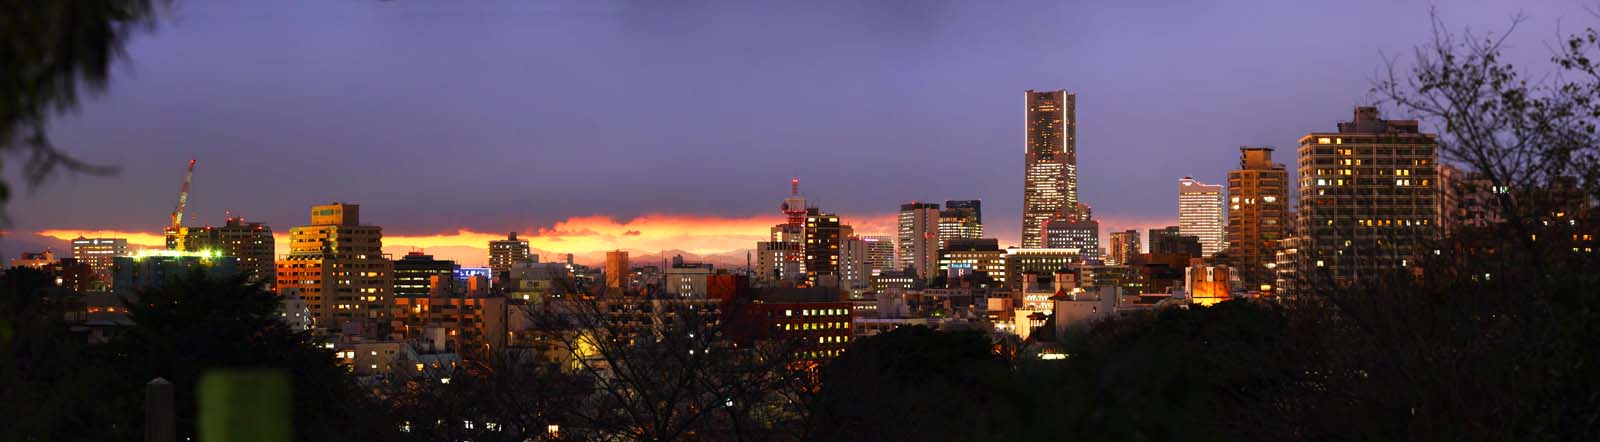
xmin=3 ymin=0 xmax=1590 ymax=260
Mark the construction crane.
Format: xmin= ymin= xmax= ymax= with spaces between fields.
xmin=167 ymin=159 xmax=196 ymax=234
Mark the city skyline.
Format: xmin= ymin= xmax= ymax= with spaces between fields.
xmin=3 ymin=0 xmax=1585 ymax=266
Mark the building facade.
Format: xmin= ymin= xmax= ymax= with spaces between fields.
xmin=1107 ymin=230 xmax=1140 ymax=266
xmin=275 ymin=203 xmax=393 ymax=331
xmin=938 ymin=200 xmax=983 ymax=248
xmin=1297 ymin=106 xmax=1440 ymax=286
xmin=1022 ymin=89 xmax=1078 ymax=248
xmin=1042 ymin=216 xmax=1101 ymax=260
xmin=604 ymin=250 xmax=629 ymax=293
xmin=393 ymin=252 xmax=458 ymax=298
xmin=803 ymin=209 xmax=842 ymax=287
xmin=1227 ymin=147 xmax=1289 ymax=289
xmin=1178 ymin=177 xmax=1226 ymax=257
xmin=488 ymin=232 xmax=532 ymax=277
xmin=897 ymin=202 xmax=941 ymax=279
xmin=71 ymin=237 xmax=128 ymax=288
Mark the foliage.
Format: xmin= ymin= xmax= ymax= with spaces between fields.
xmin=0 ymin=0 xmax=163 ymax=207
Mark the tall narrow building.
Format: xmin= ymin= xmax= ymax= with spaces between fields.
xmin=897 ymin=202 xmax=940 ymax=278
xmin=1227 ymin=147 xmax=1289 ymax=289
xmin=275 ymin=203 xmax=393 ymax=331
xmin=1022 ymin=89 xmax=1078 ymax=248
xmin=1178 ymin=177 xmax=1226 ymax=257
xmin=803 ymin=208 xmax=842 ymax=287
xmin=1107 ymin=230 xmax=1140 ymax=265
xmin=604 ymin=250 xmax=629 ymax=292
xmin=1297 ymin=106 xmax=1439 ymax=286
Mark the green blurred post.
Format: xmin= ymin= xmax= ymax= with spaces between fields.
xmin=198 ymin=369 xmax=290 ymax=442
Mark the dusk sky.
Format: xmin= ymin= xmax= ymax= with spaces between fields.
xmin=5 ymin=0 xmax=1588 ymax=266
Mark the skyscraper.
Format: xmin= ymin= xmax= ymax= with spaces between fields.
xmin=1178 ymin=177 xmax=1226 ymax=257
xmin=1227 ymin=146 xmax=1289 ymax=289
xmin=860 ymin=235 xmax=896 ymax=276
xmin=1107 ymin=230 xmax=1140 ymax=265
xmin=275 ymin=203 xmax=393 ymax=331
xmin=803 ymin=208 xmax=842 ymax=287
xmin=488 ymin=232 xmax=532 ymax=276
xmin=1022 ymin=89 xmax=1078 ymax=248
xmin=604 ymin=250 xmax=629 ymax=292
xmin=939 ymin=200 xmax=984 ymax=248
xmin=897 ymin=202 xmax=940 ymax=278
xmin=1297 ymin=106 xmax=1439 ymax=286
xmin=1043 ymin=215 xmax=1101 ymax=260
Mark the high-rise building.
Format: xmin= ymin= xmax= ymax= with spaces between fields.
xmin=1022 ymin=89 xmax=1078 ymax=248
xmin=897 ymin=202 xmax=940 ymax=278
xmin=1107 ymin=230 xmax=1140 ymax=265
xmin=861 ymin=235 xmax=896 ymax=276
xmin=938 ymin=200 xmax=983 ymax=247
xmin=1297 ymin=106 xmax=1439 ymax=286
xmin=275 ymin=203 xmax=393 ymax=331
xmin=1178 ymin=177 xmax=1226 ymax=257
xmin=488 ymin=232 xmax=532 ymax=276
xmin=1227 ymin=147 xmax=1289 ymax=289
xmin=604 ymin=250 xmax=629 ymax=292
xmin=393 ymin=252 xmax=458 ymax=298
xmin=1043 ymin=216 xmax=1101 ymax=260
xmin=803 ymin=208 xmax=842 ymax=287
xmin=1149 ymin=226 xmax=1203 ymax=258
xmin=839 ymin=236 xmax=871 ymax=295
xmin=71 ymin=236 xmax=128 ymax=287
xmin=217 ymin=217 xmax=275 ymax=284
xmin=172 ymin=216 xmax=275 ymax=284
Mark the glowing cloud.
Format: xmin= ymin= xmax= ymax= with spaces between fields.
xmin=36 ymin=229 xmax=169 ymax=248
xmin=37 ymin=213 xmax=899 ymax=268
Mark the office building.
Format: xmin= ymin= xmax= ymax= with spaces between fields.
xmin=71 ymin=236 xmax=128 ymax=287
xmin=275 ymin=203 xmax=394 ymax=331
xmin=897 ymin=202 xmax=940 ymax=278
xmin=1148 ymin=226 xmax=1203 ymax=257
xmin=1297 ymin=106 xmax=1439 ymax=286
xmin=1042 ymin=205 xmax=1100 ymax=260
xmin=938 ymin=200 xmax=983 ymax=247
xmin=1023 ymin=89 xmax=1078 ymax=248
xmin=604 ymin=250 xmax=629 ymax=292
xmin=172 ymin=216 xmax=276 ymax=284
xmin=488 ymin=232 xmax=532 ymax=277
xmin=839 ymin=236 xmax=871 ymax=294
xmin=937 ymin=238 xmax=1007 ymax=286
xmin=1227 ymin=147 xmax=1289 ymax=289
xmin=861 ymin=235 xmax=896 ymax=275
xmin=803 ymin=208 xmax=843 ymax=287
xmin=1107 ymin=230 xmax=1140 ymax=266
xmin=1179 ymin=177 xmax=1226 ymax=257
xmin=664 ymin=264 xmax=714 ymax=299
xmin=1002 ymin=248 xmax=1082 ymax=289
xmin=393 ymin=252 xmax=458 ymax=298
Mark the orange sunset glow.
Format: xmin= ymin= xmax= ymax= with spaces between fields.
xmin=36 ymin=212 xmax=899 ymax=267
